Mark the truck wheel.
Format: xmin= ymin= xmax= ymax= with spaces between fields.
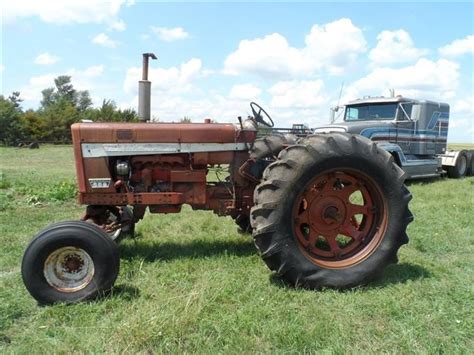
xmin=22 ymin=221 xmax=120 ymax=305
xmin=251 ymin=133 xmax=413 ymax=289
xmin=447 ymin=153 xmax=468 ymax=178
xmin=468 ymin=153 xmax=474 ymax=176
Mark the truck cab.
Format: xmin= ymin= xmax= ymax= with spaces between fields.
xmin=314 ymin=96 xmax=471 ymax=179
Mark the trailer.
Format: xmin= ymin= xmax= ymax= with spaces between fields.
xmin=314 ymin=96 xmax=473 ymax=179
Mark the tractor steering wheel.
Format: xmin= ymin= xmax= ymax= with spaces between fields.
xmin=250 ymin=102 xmax=274 ymax=127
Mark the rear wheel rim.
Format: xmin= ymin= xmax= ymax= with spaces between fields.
xmin=292 ymin=169 xmax=388 ymax=269
xmin=44 ymin=247 xmax=95 ymax=292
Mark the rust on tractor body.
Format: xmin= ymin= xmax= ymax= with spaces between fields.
xmin=71 ymin=121 xmax=258 ymax=222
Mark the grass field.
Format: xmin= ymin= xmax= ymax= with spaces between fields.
xmin=0 ymin=145 xmax=473 ymax=353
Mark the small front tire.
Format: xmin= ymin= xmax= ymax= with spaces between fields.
xmin=22 ymin=221 xmax=120 ymax=305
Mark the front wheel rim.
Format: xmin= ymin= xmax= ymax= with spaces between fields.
xmin=292 ymin=169 xmax=388 ymax=269
xmin=44 ymin=247 xmax=95 ymax=292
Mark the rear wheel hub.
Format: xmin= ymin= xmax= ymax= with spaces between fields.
xmin=293 ymin=170 xmax=387 ymax=269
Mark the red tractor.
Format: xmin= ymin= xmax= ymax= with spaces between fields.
xmin=21 ymin=54 xmax=413 ymax=304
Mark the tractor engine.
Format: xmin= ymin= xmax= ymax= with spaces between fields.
xmin=71 ymin=120 xmax=258 ymax=219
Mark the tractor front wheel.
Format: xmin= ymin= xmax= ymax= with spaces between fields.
xmin=251 ymin=133 xmax=413 ymax=289
xmin=22 ymin=221 xmax=120 ymax=305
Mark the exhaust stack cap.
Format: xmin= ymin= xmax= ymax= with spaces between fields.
xmin=138 ymin=52 xmax=157 ymax=122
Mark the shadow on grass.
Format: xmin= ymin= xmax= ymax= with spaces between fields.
xmin=369 ymin=262 xmax=431 ymax=288
xmin=119 ymin=238 xmax=256 ymax=262
xmin=268 ymin=262 xmax=431 ymax=290
xmin=109 ymin=284 xmax=141 ymax=301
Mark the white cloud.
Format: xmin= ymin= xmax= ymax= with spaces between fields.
xmin=2 ymin=0 xmax=133 ymax=25
xmin=269 ymin=80 xmax=326 ymax=109
xmin=369 ymin=30 xmax=427 ymax=66
xmin=343 ymin=58 xmax=460 ymax=103
xmin=92 ymin=33 xmax=118 ymax=48
xmin=123 ymin=58 xmax=203 ymax=95
xmin=109 ymin=19 xmax=126 ymax=32
xmin=0 ymin=65 xmax=5 ymax=73
xmin=150 ymin=26 xmax=189 ymax=42
xmin=229 ymin=84 xmax=262 ymax=100
xmin=448 ymin=95 xmax=474 ymax=142
xmin=224 ymin=18 xmax=366 ymax=78
xmin=34 ymin=52 xmax=60 ymax=65
xmin=224 ymin=33 xmax=305 ymax=78
xmin=439 ymin=35 xmax=474 ymax=57
xmin=303 ymin=18 xmax=367 ymax=75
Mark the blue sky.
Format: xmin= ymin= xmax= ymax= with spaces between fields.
xmin=1 ymin=1 xmax=473 ymax=142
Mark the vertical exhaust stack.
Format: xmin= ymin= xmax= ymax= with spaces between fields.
xmin=138 ymin=53 xmax=157 ymax=122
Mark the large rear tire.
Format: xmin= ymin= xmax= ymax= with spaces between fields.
xmin=22 ymin=221 xmax=120 ymax=305
xmin=234 ymin=134 xmax=297 ymax=234
xmin=251 ymin=133 xmax=413 ymax=289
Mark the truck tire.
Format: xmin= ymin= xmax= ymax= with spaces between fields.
xmin=22 ymin=221 xmax=120 ymax=305
xmin=468 ymin=152 xmax=474 ymax=176
xmin=447 ymin=153 xmax=468 ymax=178
xmin=251 ymin=133 xmax=413 ymax=289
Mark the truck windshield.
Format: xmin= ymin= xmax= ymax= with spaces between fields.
xmin=344 ymin=103 xmax=398 ymax=121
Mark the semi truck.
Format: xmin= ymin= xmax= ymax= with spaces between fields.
xmin=313 ymin=95 xmax=473 ymax=179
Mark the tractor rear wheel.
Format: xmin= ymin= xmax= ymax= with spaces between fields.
xmin=251 ymin=133 xmax=413 ymax=289
xmin=235 ymin=134 xmax=297 ymax=234
xmin=22 ymin=221 xmax=120 ymax=305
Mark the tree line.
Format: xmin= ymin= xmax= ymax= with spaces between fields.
xmin=0 ymin=76 xmax=139 ymax=146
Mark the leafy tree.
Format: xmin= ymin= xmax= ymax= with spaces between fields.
xmin=41 ymin=100 xmax=79 ymax=143
xmin=77 ymin=91 xmax=92 ymax=112
xmin=0 ymin=94 xmax=23 ymax=145
xmin=54 ymin=76 xmax=76 ymax=104
xmin=1 ymin=76 xmax=142 ymax=145
xmin=40 ymin=75 xmax=91 ymax=112
xmin=40 ymin=88 xmax=55 ymax=108
xmin=20 ymin=110 xmax=45 ymax=142
xmin=8 ymin=91 xmax=23 ymax=110
xmin=117 ymin=108 xmax=139 ymax=122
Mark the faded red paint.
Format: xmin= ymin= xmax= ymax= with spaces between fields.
xmin=72 ymin=122 xmax=258 ymax=221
